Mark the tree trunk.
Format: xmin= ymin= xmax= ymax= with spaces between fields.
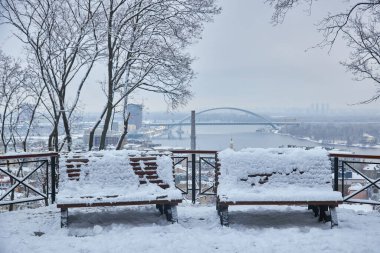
xmin=95 ymin=107 xmax=111 ymax=149
xmin=116 ymin=113 xmax=130 ymax=150
xmin=58 ymin=92 xmax=72 ymax=151
xmin=88 ymin=127 xmax=95 ymax=151
xmin=99 ymin=6 xmax=114 ymax=150
xmin=60 ymin=111 xmax=72 ymax=152
xmin=88 ymin=106 xmax=108 ymax=150
xmin=48 ymin=124 xmax=59 ymax=151
xmin=99 ymin=105 xmax=112 ymax=150
xmin=48 ymin=131 xmax=54 ymax=151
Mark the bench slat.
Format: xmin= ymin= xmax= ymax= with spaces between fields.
xmin=66 ymin=158 xmax=89 ymax=163
xmin=66 ymin=169 xmax=81 ymax=173
xmin=129 ymin=157 xmax=157 ymax=162
xmin=132 ymin=166 xmax=157 ymax=171
xmin=134 ymin=170 xmax=157 ymax=176
xmin=67 ymin=173 xmax=80 ymax=178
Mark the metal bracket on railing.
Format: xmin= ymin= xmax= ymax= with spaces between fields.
xmin=172 ymin=156 xmax=189 ymax=194
xmin=342 ymin=161 xmax=380 ymax=203
xmin=0 ymin=152 xmax=58 ymax=208
xmin=330 ymin=153 xmax=380 ymax=206
xmin=171 ymin=150 xmax=218 ymax=204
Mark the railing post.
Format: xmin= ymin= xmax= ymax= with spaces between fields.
xmin=191 ymin=153 xmax=196 ymax=204
xmin=51 ymin=156 xmax=56 ymax=204
xmin=45 ymin=160 xmax=49 ymax=206
xmin=198 ymin=157 xmax=202 ymax=194
xmin=214 ymin=152 xmax=218 ymax=194
xmin=341 ymin=162 xmax=345 ymax=197
xmin=333 ymin=157 xmax=339 ymax=191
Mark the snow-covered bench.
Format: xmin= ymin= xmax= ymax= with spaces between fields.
xmin=216 ymin=148 xmax=343 ymax=227
xmin=56 ymin=151 xmax=182 ymax=227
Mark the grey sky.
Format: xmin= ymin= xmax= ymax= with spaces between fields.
xmin=1 ymin=0 xmax=379 ymax=113
xmin=141 ymin=0 xmax=379 ymax=113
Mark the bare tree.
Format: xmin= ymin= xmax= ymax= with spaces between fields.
xmin=340 ymin=15 xmax=380 ymax=103
xmin=0 ymin=51 xmax=30 ymax=153
xmin=266 ymin=0 xmax=380 ymax=103
xmin=88 ymin=0 xmax=220 ymax=150
xmin=0 ymin=51 xmax=45 ymax=153
xmin=16 ymin=70 xmax=47 ymax=152
xmin=0 ymin=0 xmax=101 ymax=151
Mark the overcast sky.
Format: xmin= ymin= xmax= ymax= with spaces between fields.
xmin=1 ymin=0 xmax=379 ymax=114
xmin=133 ymin=0 xmax=380 ymax=113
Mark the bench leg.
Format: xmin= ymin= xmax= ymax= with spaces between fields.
xmin=330 ymin=206 xmax=338 ymax=228
xmin=164 ymin=204 xmax=178 ymax=223
xmin=308 ymin=205 xmax=319 ymax=217
xmin=171 ymin=205 xmax=178 ymax=222
xmin=156 ymin=204 xmax=164 ymax=215
xmin=219 ymin=205 xmax=229 ymax=226
xmin=61 ymin=208 xmax=68 ymax=228
xmin=318 ymin=205 xmax=330 ymax=222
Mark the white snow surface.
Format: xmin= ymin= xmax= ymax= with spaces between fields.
xmin=218 ymin=148 xmax=342 ymax=202
xmin=57 ymin=151 xmax=182 ymax=204
xmin=156 ymin=155 xmax=175 ymax=187
xmin=1 ymin=204 xmax=380 ymax=252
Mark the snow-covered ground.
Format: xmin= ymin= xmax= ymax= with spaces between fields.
xmin=1 ymin=203 xmax=380 ymax=253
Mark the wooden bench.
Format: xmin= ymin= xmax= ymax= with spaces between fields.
xmin=216 ymin=148 xmax=343 ymax=227
xmin=56 ymin=151 xmax=182 ymax=227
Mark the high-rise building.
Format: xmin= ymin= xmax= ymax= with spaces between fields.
xmin=127 ymin=104 xmax=143 ymax=129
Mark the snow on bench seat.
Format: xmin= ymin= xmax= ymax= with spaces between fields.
xmin=219 ymin=186 xmax=342 ymax=203
xmin=216 ymin=148 xmax=342 ymax=226
xmin=57 ymin=189 xmax=182 ymax=206
xmin=56 ymin=150 xmax=182 ymax=227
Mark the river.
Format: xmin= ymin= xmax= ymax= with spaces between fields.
xmin=151 ymin=125 xmax=380 ymax=155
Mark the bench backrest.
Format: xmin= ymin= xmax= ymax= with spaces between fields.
xmin=217 ymin=148 xmax=332 ymax=189
xmin=59 ymin=151 xmax=174 ymax=192
xmin=64 ymin=157 xmax=89 ymax=181
xmin=129 ymin=156 xmax=173 ymax=189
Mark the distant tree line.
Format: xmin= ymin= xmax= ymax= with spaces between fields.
xmin=0 ymin=0 xmax=220 ymax=152
xmin=280 ymin=123 xmax=380 ymax=145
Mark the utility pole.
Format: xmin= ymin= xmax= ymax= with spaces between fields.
xmin=190 ymin=110 xmax=196 ymax=150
